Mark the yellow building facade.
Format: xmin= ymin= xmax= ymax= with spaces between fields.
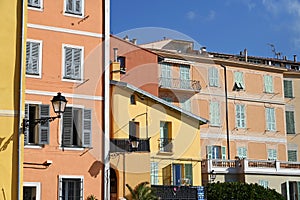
xmin=0 ymin=0 xmax=26 ymax=199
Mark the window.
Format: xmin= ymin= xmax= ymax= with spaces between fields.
xmin=26 ymin=40 xmax=42 ymax=76
xmin=264 ymin=75 xmax=273 ymax=93
xmin=210 ymin=102 xmax=220 ymax=126
xmin=117 ymin=56 xmax=126 ymax=74
xmin=284 ymin=80 xmax=293 ymax=98
xmin=267 ymin=149 xmax=277 ymax=161
xmin=24 ymin=104 xmax=49 ymax=145
xmin=159 ymin=121 xmax=172 ymax=152
xmin=130 ymin=95 xmax=136 ymax=105
xmin=150 ymin=162 xmax=159 ymax=185
xmin=180 ymin=65 xmax=190 ymax=89
xmin=160 ymin=63 xmax=172 ymax=87
xmin=62 ymin=107 xmax=92 ymax=147
xmin=65 ymin=0 xmax=83 ymax=16
xmin=237 ymin=147 xmax=247 ymax=159
xmin=236 ymin=104 xmax=246 ymax=128
xmin=63 ymin=45 xmax=83 ymax=81
xmin=286 ymin=111 xmax=295 ymax=134
xmin=162 ymin=164 xmax=193 ymax=186
xmin=207 ymin=146 xmax=226 ymax=159
xmin=266 ymin=108 xmax=276 ymax=131
xmin=233 ymin=72 xmax=244 ymax=91
xmin=28 ymin=0 xmax=42 ymax=9
xmin=258 ymin=180 xmax=269 ymax=188
xmin=180 ymin=97 xmax=191 ymax=112
xmin=59 ymin=176 xmax=83 ymax=200
xmin=23 ymin=182 xmax=41 ymax=200
xmin=129 ymin=121 xmax=139 ymax=138
xmin=288 ymin=150 xmax=297 ymax=162
xmin=208 ymin=67 xmax=219 ymax=87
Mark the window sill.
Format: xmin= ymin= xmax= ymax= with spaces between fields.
xmin=157 ymin=151 xmax=173 ymax=156
xmin=60 ymin=146 xmax=87 ymax=151
xmin=25 ymin=144 xmax=44 ymax=149
xmin=209 ymin=124 xmax=221 ymax=128
xmin=64 ymin=12 xmax=84 ymax=18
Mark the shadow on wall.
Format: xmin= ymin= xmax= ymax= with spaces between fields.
xmin=88 ymin=161 xmax=102 ymax=178
xmin=0 ymin=134 xmax=13 ymax=152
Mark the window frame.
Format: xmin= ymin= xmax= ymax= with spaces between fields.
xmin=23 ymin=182 xmax=41 ymax=200
xmin=288 ymin=150 xmax=297 ymax=162
xmin=267 ymin=148 xmax=277 ymax=161
xmin=234 ymin=71 xmax=244 ymax=90
xmin=264 ymin=75 xmax=274 ymax=93
xmin=150 ymin=162 xmax=159 ymax=185
xmin=286 ymin=111 xmax=295 ymax=134
xmin=235 ymin=104 xmax=246 ymax=128
xmin=237 ymin=147 xmax=247 ymax=159
xmin=284 ymin=80 xmax=294 ymax=98
xmin=28 ymin=0 xmax=43 ymax=11
xmin=265 ymin=107 xmax=276 ymax=131
xmin=159 ymin=121 xmax=172 ymax=152
xmin=58 ymin=175 xmax=84 ymax=200
xmin=62 ymin=44 xmax=84 ymax=82
xmin=26 ymin=39 xmax=43 ymax=78
xmin=64 ymin=0 xmax=85 ymax=18
xmin=208 ymin=67 xmax=219 ymax=87
xmin=207 ymin=145 xmax=226 ymax=159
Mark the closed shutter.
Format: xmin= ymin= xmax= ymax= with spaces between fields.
xmin=26 ymin=42 xmax=40 ymax=75
xmin=206 ymin=146 xmax=212 ymax=159
xmin=64 ymin=47 xmax=73 ymax=78
xmin=286 ymin=111 xmax=295 ymax=134
xmin=288 ymin=150 xmax=297 ymax=162
xmin=221 ymin=146 xmax=226 ymax=159
xmin=62 ymin=107 xmax=73 ymax=146
xmin=150 ymin=162 xmax=159 ymax=185
xmin=75 ymin=0 xmax=82 ymax=14
xmin=24 ymin=104 xmax=29 ymax=144
xmin=234 ymin=72 xmax=243 ymax=87
xmin=284 ymin=80 xmax=293 ymax=98
xmin=73 ymin=48 xmax=82 ymax=79
xmin=162 ymin=164 xmax=171 ymax=185
xmin=184 ymin=164 xmax=193 ymax=185
xmin=208 ymin=68 xmax=214 ymax=86
xmin=39 ymin=104 xmax=50 ymax=144
xmin=82 ymin=109 xmax=92 ymax=147
xmin=129 ymin=121 xmax=137 ymax=137
xmin=210 ymin=102 xmax=220 ymax=126
xmin=264 ymin=75 xmax=273 ymax=93
xmin=66 ymin=0 xmax=73 ymax=12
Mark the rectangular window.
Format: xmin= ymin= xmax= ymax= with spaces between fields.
xmin=23 ymin=182 xmax=41 ymax=200
xmin=234 ymin=71 xmax=244 ymax=90
xmin=258 ymin=180 xmax=269 ymax=188
xmin=286 ymin=111 xmax=295 ymax=134
xmin=24 ymin=104 xmax=49 ymax=145
xmin=180 ymin=97 xmax=191 ymax=112
xmin=163 ymin=164 xmax=193 ymax=186
xmin=150 ymin=162 xmax=159 ymax=185
xmin=267 ymin=149 xmax=277 ymax=161
xmin=266 ymin=108 xmax=276 ymax=131
xmin=65 ymin=0 xmax=83 ymax=16
xmin=62 ymin=107 xmax=92 ymax=148
xmin=208 ymin=67 xmax=219 ymax=87
xmin=160 ymin=63 xmax=172 ymax=88
xmin=236 ymin=104 xmax=246 ymax=128
xmin=129 ymin=121 xmax=139 ymax=138
xmin=284 ymin=80 xmax=293 ymax=98
xmin=288 ymin=150 xmax=297 ymax=162
xmin=264 ymin=75 xmax=273 ymax=93
xmin=159 ymin=121 xmax=172 ymax=152
xmin=59 ymin=176 xmax=83 ymax=200
xmin=210 ymin=102 xmax=220 ymax=126
xmin=26 ymin=40 xmax=42 ymax=76
xmin=63 ymin=45 xmax=83 ymax=80
xmin=237 ymin=147 xmax=247 ymax=159
xmin=207 ymin=146 xmax=226 ymax=159
xmin=180 ymin=65 xmax=190 ymax=89
xmin=28 ymin=0 xmax=41 ymax=9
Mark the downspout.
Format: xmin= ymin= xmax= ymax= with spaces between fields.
xmin=103 ymin=0 xmax=110 ymax=199
xmin=220 ymin=64 xmax=230 ymax=160
xmin=18 ymin=0 xmax=26 ymax=199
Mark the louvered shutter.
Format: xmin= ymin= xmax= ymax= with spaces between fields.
xmin=26 ymin=42 xmax=30 ymax=73
xmin=82 ymin=109 xmax=92 ymax=147
xmin=24 ymin=104 xmax=29 ymax=144
xmin=39 ymin=104 xmax=50 ymax=144
xmin=73 ymin=48 xmax=81 ymax=79
xmin=129 ymin=121 xmax=137 ymax=137
xmin=208 ymin=68 xmax=213 ymax=86
xmin=66 ymin=0 xmax=73 ymax=12
xmin=62 ymin=107 xmax=73 ymax=146
xmin=284 ymin=80 xmax=293 ymax=98
xmin=297 ymin=182 xmax=300 ymax=200
xmin=221 ymin=146 xmax=226 ymax=159
xmin=75 ymin=0 xmax=82 ymax=14
xmin=286 ymin=111 xmax=295 ymax=134
xmin=184 ymin=164 xmax=193 ymax=185
xmin=30 ymin=42 xmax=39 ymax=74
xmin=162 ymin=164 xmax=171 ymax=185
xmin=64 ymin=47 xmax=73 ymax=78
xmin=207 ymin=146 xmax=212 ymax=159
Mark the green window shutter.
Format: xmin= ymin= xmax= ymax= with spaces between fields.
xmin=209 ymin=68 xmax=218 ymax=86
xmin=286 ymin=111 xmax=295 ymax=134
xmin=73 ymin=48 xmax=82 ymax=79
xmin=24 ymin=104 xmax=29 ymax=144
xmin=264 ymin=75 xmax=273 ymax=93
xmin=236 ymin=104 xmax=246 ymax=128
xmin=266 ymin=108 xmax=276 ymax=131
xmin=221 ymin=146 xmax=226 ymax=159
xmin=39 ymin=104 xmax=50 ymax=144
xmin=62 ymin=107 xmax=73 ymax=146
xmin=184 ymin=164 xmax=193 ymax=185
xmin=297 ymin=182 xmax=300 ymax=200
xmin=284 ymin=80 xmax=293 ymax=98
xmin=207 ymin=146 xmax=212 ymax=159
xmin=288 ymin=150 xmax=297 ymax=162
xmin=210 ymin=102 xmax=220 ymax=126
xmin=82 ymin=109 xmax=92 ymax=147
xmin=238 ymin=147 xmax=247 ymax=158
xmin=234 ymin=72 xmax=244 ymax=87
xmin=151 ymin=162 xmax=159 ymax=185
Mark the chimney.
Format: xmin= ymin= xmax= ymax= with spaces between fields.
xmin=244 ymin=48 xmax=248 ymax=62
xmin=131 ymin=38 xmax=137 ymax=45
xmin=113 ymin=48 xmax=118 ymax=62
xmin=294 ymin=54 xmax=297 ymax=62
xmin=111 ymin=48 xmax=121 ymax=81
xmin=123 ymin=35 xmax=129 ymax=41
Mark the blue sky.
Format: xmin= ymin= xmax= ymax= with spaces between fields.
xmin=111 ymin=0 xmax=300 ymax=59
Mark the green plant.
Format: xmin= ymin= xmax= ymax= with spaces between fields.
xmin=125 ymin=181 xmax=158 ymax=200
xmin=86 ymin=194 xmax=98 ymax=200
xmin=206 ymin=182 xmax=284 ymax=200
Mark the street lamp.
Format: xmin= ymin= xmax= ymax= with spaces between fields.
xmin=129 ymin=136 xmax=139 ymax=152
xmin=23 ymin=92 xmax=67 ymax=128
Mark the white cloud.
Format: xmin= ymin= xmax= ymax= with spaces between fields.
xmin=207 ymin=10 xmax=216 ymax=21
xmin=186 ymin=11 xmax=196 ymax=20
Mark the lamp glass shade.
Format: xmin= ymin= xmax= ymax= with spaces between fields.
xmin=51 ymin=92 xmax=67 ymax=114
xmin=130 ymin=140 xmax=139 ymax=149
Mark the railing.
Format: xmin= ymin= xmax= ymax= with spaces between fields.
xmin=280 ymin=161 xmax=300 ymax=169
xmin=212 ymin=159 xmax=236 ymax=168
xmin=159 ymin=77 xmax=201 ymax=92
xmin=151 ymin=185 xmax=199 ymax=200
xmin=158 ymin=138 xmax=173 ymax=153
xmin=247 ymin=160 xmax=276 ymax=168
xmin=110 ymin=138 xmax=150 ymax=153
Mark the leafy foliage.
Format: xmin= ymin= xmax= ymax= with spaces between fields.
xmin=125 ymin=181 xmax=158 ymax=200
xmin=206 ymin=182 xmax=284 ymax=200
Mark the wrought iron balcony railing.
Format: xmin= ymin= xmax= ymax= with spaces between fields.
xmin=158 ymin=138 xmax=173 ymax=153
xmin=110 ymin=138 xmax=150 ymax=153
xmin=159 ymin=77 xmax=201 ymax=92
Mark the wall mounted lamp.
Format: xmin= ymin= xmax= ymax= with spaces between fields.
xmin=210 ymin=170 xmax=216 ymax=182
xmin=23 ymin=92 xmax=68 ymax=129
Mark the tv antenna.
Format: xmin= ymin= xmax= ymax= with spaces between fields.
xmin=267 ymin=43 xmax=282 ymax=59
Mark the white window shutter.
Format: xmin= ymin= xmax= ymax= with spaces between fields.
xmin=82 ymin=109 xmax=92 ymax=147
xmin=39 ymin=104 xmax=50 ymax=144
xmin=73 ymin=48 xmax=81 ymax=79
xmin=58 ymin=177 xmax=63 ymax=200
xmin=64 ymin=47 xmax=73 ymax=77
xmin=207 ymin=146 xmax=212 ymax=159
xmin=24 ymin=104 xmax=29 ymax=144
xmin=62 ymin=107 xmax=73 ymax=146
xmin=221 ymin=146 xmax=226 ymax=159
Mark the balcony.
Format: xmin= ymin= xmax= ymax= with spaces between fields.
xmin=158 ymin=138 xmax=173 ymax=153
xmin=159 ymin=77 xmax=201 ymax=93
xmin=110 ymin=138 xmax=150 ymax=153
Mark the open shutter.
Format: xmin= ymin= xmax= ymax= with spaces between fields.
xmin=26 ymin=42 xmax=30 ymax=73
xmin=221 ymin=146 xmax=226 ymax=159
xmin=24 ymin=104 xmax=29 ymax=144
xmin=162 ymin=164 xmax=171 ymax=185
xmin=286 ymin=111 xmax=295 ymax=134
xmin=58 ymin=177 xmax=63 ymax=200
xmin=208 ymin=68 xmax=213 ymax=86
xmin=184 ymin=164 xmax=193 ymax=185
xmin=207 ymin=146 xmax=212 ymax=159
xmin=82 ymin=109 xmax=92 ymax=147
xmin=62 ymin=107 xmax=73 ymax=146
xmin=75 ymin=0 xmax=82 ymax=14
xmin=39 ymin=104 xmax=50 ymax=144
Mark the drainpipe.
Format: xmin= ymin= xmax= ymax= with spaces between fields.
xmin=103 ymin=0 xmax=110 ymax=199
xmin=18 ymin=0 xmax=26 ymax=199
xmin=220 ymin=64 xmax=230 ymax=160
